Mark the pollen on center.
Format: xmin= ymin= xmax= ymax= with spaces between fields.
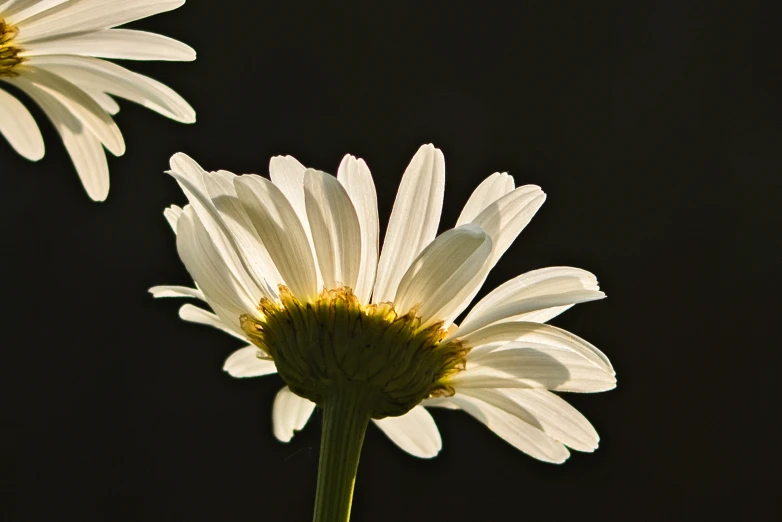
xmin=240 ymin=286 xmax=468 ymax=418
xmin=0 ymin=20 xmax=23 ymax=77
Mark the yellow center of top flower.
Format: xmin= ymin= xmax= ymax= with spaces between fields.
xmin=0 ymin=19 xmax=23 ymax=77
xmin=241 ymin=286 xmax=468 ymax=419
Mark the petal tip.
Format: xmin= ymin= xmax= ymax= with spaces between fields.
xmin=25 ymin=147 xmax=45 ymax=162
xmin=169 ymin=152 xmax=191 ymax=169
xmin=417 ymin=446 xmax=442 ymax=459
xmin=88 ymin=190 xmax=109 ymax=203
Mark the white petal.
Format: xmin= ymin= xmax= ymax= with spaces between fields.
xmin=0 ymin=87 xmax=44 ymax=161
xmin=268 ymin=155 xmax=306 ymax=216
xmin=203 ymin=170 xmax=285 ymax=293
xmin=21 ymin=29 xmax=196 ymax=61
xmin=372 ymin=406 xmax=442 ymax=458
xmin=452 ymin=342 xmax=617 ymax=393
xmin=510 ymin=305 xmax=575 ymax=324
xmin=8 ymin=75 xmax=109 ymax=200
xmin=268 ymin=155 xmax=321 ymax=287
xmin=373 ymin=144 xmax=445 ymax=303
xmin=472 ymin=185 xmax=546 ymax=269
xmin=148 ymin=285 xmax=203 ymax=300
xmin=54 ymin=116 xmax=108 ymax=200
xmin=304 ymin=169 xmax=362 ymax=290
xmin=503 ymin=268 xmax=602 ymax=324
xmin=272 ymin=387 xmax=316 ymax=442
xmin=14 ymin=67 xmax=124 ymax=155
xmin=16 ymin=0 xmax=186 ymax=43
xmin=79 ymin=87 xmax=119 ymax=115
xmin=460 ymin=321 xmax=613 ymax=373
xmin=224 ymin=346 xmax=277 ymax=378
xmin=337 ymin=155 xmax=379 ymax=303
xmin=163 ymin=204 xmax=183 ymax=233
xmin=178 ymin=303 xmax=245 ymax=341
xmin=169 ymin=155 xmax=273 ymax=302
xmin=432 ymin=394 xmax=569 ymax=463
xmin=30 ymin=55 xmax=195 ymax=123
xmin=442 ymin=186 xmax=547 ymax=322
xmin=457 ymin=341 xmax=505 ymax=362
xmin=462 ymin=388 xmax=599 ymax=452
xmin=456 ymin=172 xmax=515 ymax=226
xmin=235 ymin=175 xmax=319 ymax=301
xmin=454 ymin=267 xmax=605 ymax=339
xmin=394 ymin=224 xmax=492 ymax=325
xmin=2 ymin=0 xmax=69 ymax=24
xmin=175 ymin=206 xmax=255 ymax=330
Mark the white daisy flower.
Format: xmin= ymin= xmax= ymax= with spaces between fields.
xmin=152 ymin=144 xmax=616 ymax=465
xmin=153 ymin=144 xmax=616 ymax=520
xmin=0 ymin=0 xmax=195 ymax=201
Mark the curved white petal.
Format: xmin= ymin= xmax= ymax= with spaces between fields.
xmin=2 ymin=0 xmax=69 ymax=24
xmin=202 ymin=170 xmax=285 ymax=293
xmin=373 ymin=144 xmax=445 ymax=303
xmin=148 ymin=285 xmax=203 ymax=300
xmin=235 ymin=175 xmax=319 ymax=301
xmin=0 ymin=0 xmax=18 ymax=14
xmin=272 ymin=387 xmax=316 ymax=442
xmin=14 ymin=66 xmax=124 ymax=155
xmin=472 ymin=186 xmax=546 ymax=269
xmin=268 ymin=155 xmax=322 ymax=288
xmin=8 ymin=74 xmax=109 ymax=200
xmin=500 ymin=268 xmax=602 ymax=324
xmin=460 ymin=321 xmax=613 ymax=373
xmin=16 ymin=0 xmax=186 ymax=43
xmin=178 ymin=304 xmax=245 ymax=341
xmin=433 ymin=393 xmax=569 ymax=463
xmin=20 ymin=29 xmax=196 ymax=61
xmin=372 ymin=406 xmax=441 ymax=458
xmin=337 ymin=155 xmax=379 ymax=303
xmin=510 ymin=305 xmax=574 ymax=324
xmin=453 ymin=267 xmax=605 ymax=339
xmin=169 ymin=155 xmax=273 ymax=303
xmin=268 ymin=155 xmax=306 ymax=216
xmin=79 ymin=87 xmax=119 ymax=115
xmin=462 ymin=388 xmax=599 ymax=452
xmin=468 ymin=267 xmax=600 ymax=317
xmin=451 ymin=342 xmax=616 ymax=393
xmin=304 ymin=169 xmax=362 ymax=290
xmin=175 ymin=206 xmax=256 ymax=331
xmin=443 ymin=186 xmax=547 ymax=323
xmin=394 ymin=224 xmax=492 ymax=325
xmin=0 ymin=87 xmax=44 ymax=161
xmin=223 ymin=346 xmax=277 ymax=378
xmin=456 ymin=172 xmax=515 ymax=226
xmin=30 ymin=55 xmax=195 ymax=123
xmin=163 ymin=204 xmax=183 ymax=232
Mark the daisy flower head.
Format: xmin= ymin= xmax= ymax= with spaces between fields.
xmin=152 ymin=144 xmax=615 ymax=520
xmin=0 ymin=0 xmax=195 ymax=201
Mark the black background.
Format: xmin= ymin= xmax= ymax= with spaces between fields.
xmin=3 ymin=1 xmax=780 ymax=521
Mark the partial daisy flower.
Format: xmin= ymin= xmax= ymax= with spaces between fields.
xmin=151 ymin=144 xmax=616 ymax=465
xmin=0 ymin=0 xmax=195 ymax=201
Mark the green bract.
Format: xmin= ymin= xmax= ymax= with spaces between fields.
xmin=241 ymin=286 xmax=467 ymax=418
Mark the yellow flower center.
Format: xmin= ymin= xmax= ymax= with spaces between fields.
xmin=0 ymin=19 xmax=23 ymax=77
xmin=241 ymin=286 xmax=468 ymax=419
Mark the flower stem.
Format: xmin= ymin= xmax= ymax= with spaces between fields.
xmin=312 ymin=384 xmax=372 ymax=522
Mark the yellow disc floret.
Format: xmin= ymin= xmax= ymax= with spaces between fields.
xmin=0 ymin=20 xmax=23 ymax=77
xmin=241 ymin=286 xmax=468 ymax=418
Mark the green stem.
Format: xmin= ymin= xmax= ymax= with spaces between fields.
xmin=312 ymin=384 xmax=372 ymax=522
